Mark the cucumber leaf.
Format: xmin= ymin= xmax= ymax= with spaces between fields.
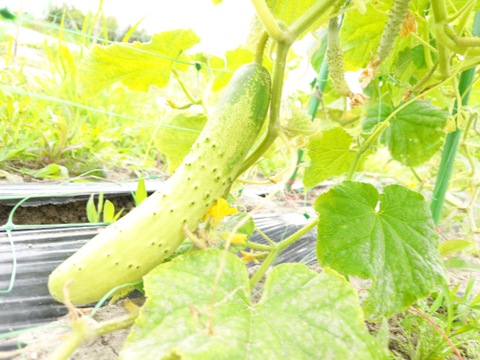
xmin=314 ymin=181 xmax=446 ymax=320
xmin=340 ymin=3 xmax=389 ymax=69
xmin=363 ymin=101 xmax=448 ymax=167
xmin=303 ymin=127 xmax=364 ymax=188
xmin=121 ymin=249 xmax=387 ymax=359
xmin=155 ymin=113 xmax=207 ymax=173
xmin=79 ymin=29 xmax=200 ymax=96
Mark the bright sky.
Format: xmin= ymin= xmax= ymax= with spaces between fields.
xmin=3 ymin=0 xmax=255 ymax=55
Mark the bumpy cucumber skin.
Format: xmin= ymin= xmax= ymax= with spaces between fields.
xmin=48 ymin=63 xmax=271 ymax=305
xmin=327 ymin=18 xmax=351 ymax=97
xmin=376 ymin=0 xmax=411 ymax=63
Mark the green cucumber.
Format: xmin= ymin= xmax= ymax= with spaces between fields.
xmin=375 ymin=0 xmax=411 ymax=63
xmin=326 ymin=17 xmax=351 ymax=98
xmin=48 ymin=63 xmax=271 ymax=305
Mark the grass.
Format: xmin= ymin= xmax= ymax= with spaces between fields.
xmin=0 ymin=20 xmax=172 ymax=180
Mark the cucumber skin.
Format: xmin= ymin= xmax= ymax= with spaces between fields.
xmin=48 ymin=63 xmax=271 ymax=305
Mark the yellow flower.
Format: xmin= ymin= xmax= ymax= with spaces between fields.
xmin=203 ymin=198 xmax=238 ymax=226
xmin=240 ymin=250 xmax=259 ymax=264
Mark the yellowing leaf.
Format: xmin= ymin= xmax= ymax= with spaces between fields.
xmin=203 ymin=198 xmax=238 ymax=225
xmin=79 ymin=29 xmax=200 ymax=96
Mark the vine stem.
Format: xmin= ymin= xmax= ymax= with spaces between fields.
xmin=250 ymin=0 xmax=285 ymax=41
xmin=249 ymin=217 xmax=319 ymax=288
xmin=254 ymin=31 xmax=269 ymax=64
xmin=48 ymin=311 xmax=138 ymax=360
xmin=290 ymin=0 xmax=341 ymax=40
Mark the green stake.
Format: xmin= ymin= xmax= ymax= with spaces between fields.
xmin=430 ymin=12 xmax=480 ymax=225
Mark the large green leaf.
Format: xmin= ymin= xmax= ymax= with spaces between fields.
xmin=363 ymin=101 xmax=448 ymax=167
xmin=303 ymin=127 xmax=361 ymax=188
xmin=155 ymin=113 xmax=207 ymax=173
xmin=315 ymin=181 xmax=446 ymax=320
xmin=121 ymin=249 xmax=387 ymax=360
xmin=79 ymin=29 xmax=200 ymax=96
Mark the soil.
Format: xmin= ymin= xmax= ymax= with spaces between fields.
xmin=0 ymin=196 xmax=137 ymax=225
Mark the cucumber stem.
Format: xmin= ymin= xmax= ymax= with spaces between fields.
xmin=250 ymin=0 xmax=286 ymax=41
xmin=290 ymin=0 xmax=342 ymax=40
xmin=48 ymin=311 xmax=138 ymax=360
xmin=431 ymin=0 xmax=448 ymax=23
xmin=254 ymin=32 xmax=269 ymax=65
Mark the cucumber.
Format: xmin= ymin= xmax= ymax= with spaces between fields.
xmin=375 ymin=0 xmax=411 ymax=63
xmin=48 ymin=63 xmax=271 ymax=305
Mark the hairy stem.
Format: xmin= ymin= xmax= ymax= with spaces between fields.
xmin=250 ymin=0 xmax=285 ymax=41
xmin=249 ymin=217 xmax=319 ymax=288
xmin=48 ymin=310 xmax=137 ymax=360
xmin=290 ymin=0 xmax=342 ymax=40
xmin=254 ymin=31 xmax=269 ymax=64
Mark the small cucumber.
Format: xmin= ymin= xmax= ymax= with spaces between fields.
xmin=375 ymin=0 xmax=411 ymax=63
xmin=327 ymin=17 xmax=351 ymax=98
xmin=48 ymin=63 xmax=271 ymax=305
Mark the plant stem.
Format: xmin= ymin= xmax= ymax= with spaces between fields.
xmin=250 ymin=0 xmax=286 ymax=41
xmin=254 ymin=32 xmax=269 ymax=64
xmin=245 ymin=240 xmax=272 ymax=251
xmin=249 ymin=217 xmax=319 ymax=288
xmin=172 ymin=69 xmax=201 ymax=105
xmin=430 ymin=12 xmax=480 ymax=225
xmin=431 ymin=0 xmax=448 ymax=22
xmin=48 ymin=309 xmax=138 ymax=360
xmin=290 ymin=0 xmax=341 ymax=40
xmin=277 ymin=217 xmax=319 ymax=253
xmin=95 ymin=311 xmax=139 ymax=336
